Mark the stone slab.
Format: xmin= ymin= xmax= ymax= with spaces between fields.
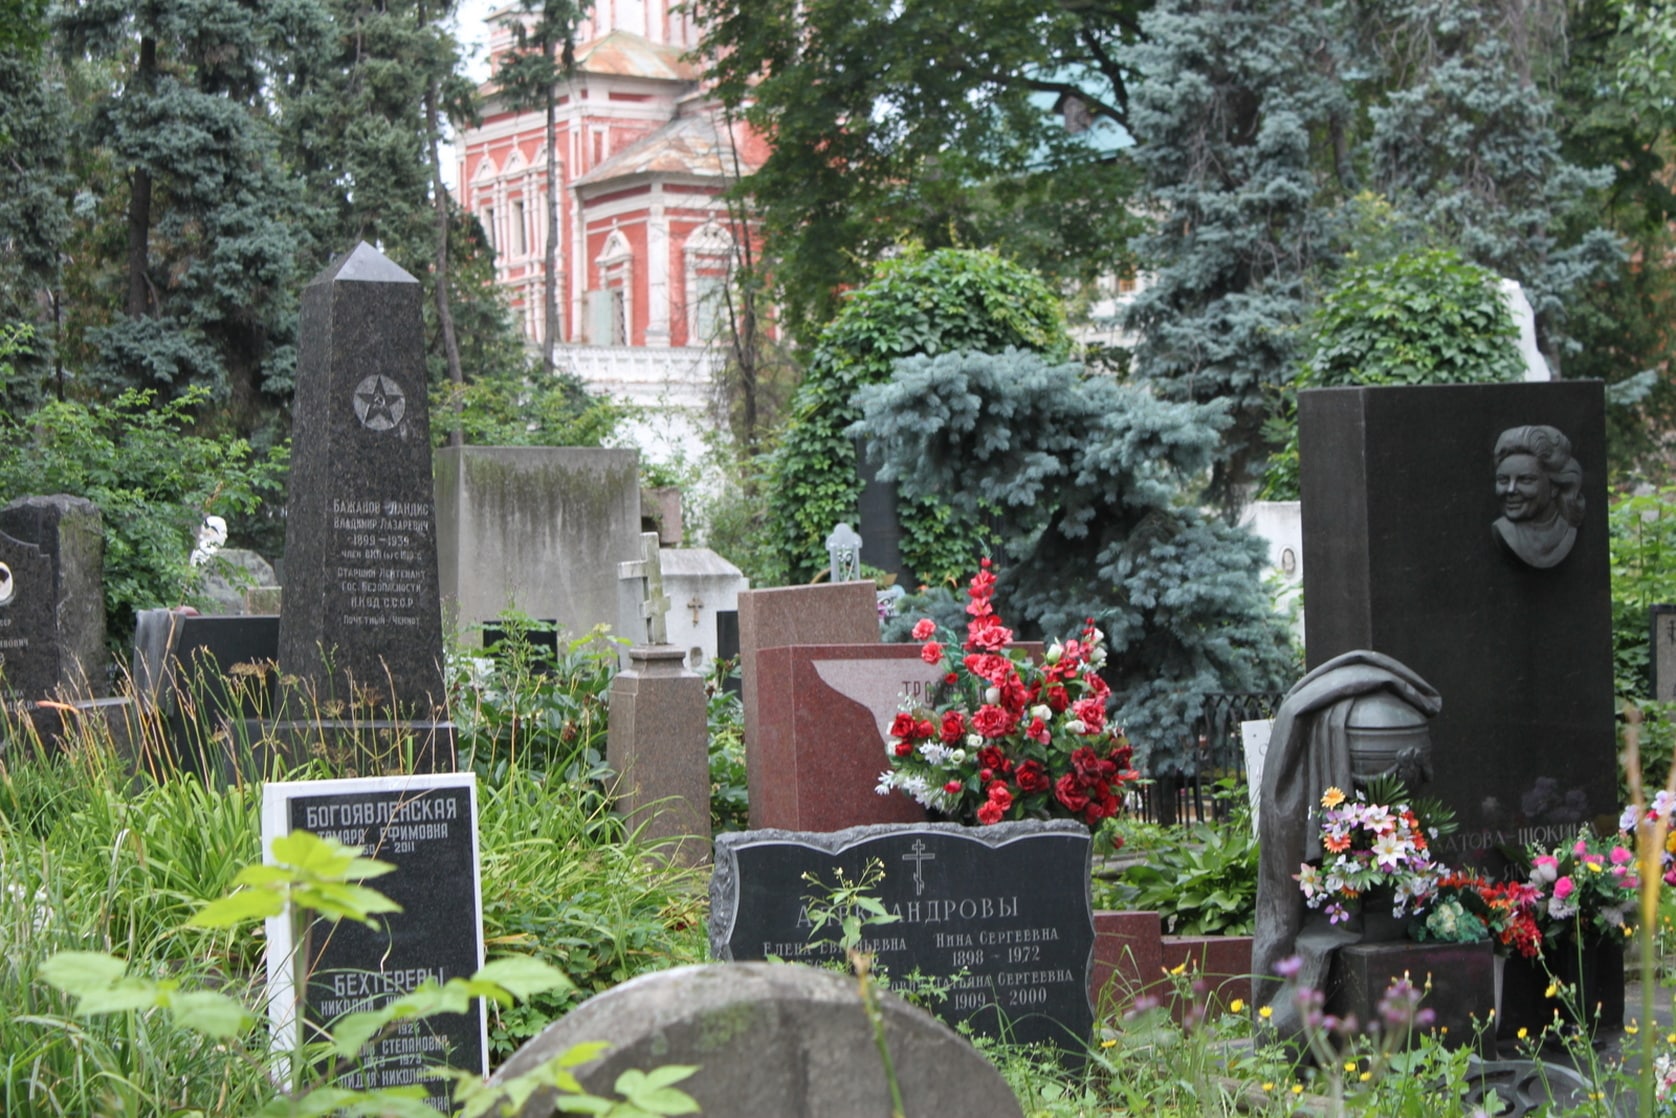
xmin=1299 ymin=383 xmax=1614 ymax=869
xmin=752 ymin=642 xmax=939 ymax=830
xmin=490 ymin=962 xmax=1023 ymax=1118
xmin=262 ymin=773 xmax=484 ymax=1110
xmin=435 ymin=446 xmax=641 ymax=647
xmin=1090 ymin=910 xmax=1164 ymax=1013
xmin=737 ymin=582 xmax=880 ymax=828
xmin=712 ymin=821 xmax=1095 ymax=1053
xmin=278 ymin=243 xmax=447 ymax=720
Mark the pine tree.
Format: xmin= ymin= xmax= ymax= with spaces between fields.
xmin=852 ymin=348 xmax=1294 ymax=772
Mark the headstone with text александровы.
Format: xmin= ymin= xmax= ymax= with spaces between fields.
xmin=711 ymin=820 xmax=1095 ymax=1058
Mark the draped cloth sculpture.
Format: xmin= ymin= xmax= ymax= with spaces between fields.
xmin=1251 ymin=650 xmax=1443 ymax=1038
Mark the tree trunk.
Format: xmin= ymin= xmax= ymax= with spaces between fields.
xmin=425 ymin=75 xmax=465 ymax=447
xmin=125 ymin=35 xmax=157 ymax=319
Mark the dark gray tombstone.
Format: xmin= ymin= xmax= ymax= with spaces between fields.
xmin=490 ymin=963 xmax=1024 ymax=1118
xmin=262 ymin=774 xmax=484 ymax=1110
xmin=132 ymin=609 xmax=280 ymax=776
xmin=711 ymin=821 xmax=1094 ymax=1054
xmin=277 ymin=243 xmax=447 ymax=723
xmin=0 ymin=495 xmax=105 ymax=699
xmin=1299 ymin=383 xmax=1614 ymax=869
xmin=715 ymin=608 xmax=740 ymax=697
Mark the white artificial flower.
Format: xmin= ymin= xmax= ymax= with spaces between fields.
xmin=949 ymin=749 xmax=966 ymax=766
xmin=966 ymin=733 xmax=983 ymax=749
xmin=985 ymin=686 xmax=1001 ymax=705
xmin=1029 ymin=704 xmax=1052 ymax=722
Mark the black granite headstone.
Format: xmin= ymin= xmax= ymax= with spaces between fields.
xmin=715 ymin=609 xmax=740 ymax=697
xmin=1299 ymin=383 xmax=1615 ymax=868
xmin=0 ymin=495 xmax=105 ymax=699
xmin=263 ymin=774 xmax=484 ymax=1108
xmin=132 ymin=610 xmax=280 ymax=775
xmin=278 ymin=244 xmax=447 ymax=721
xmin=711 ymin=821 xmax=1094 ymax=1054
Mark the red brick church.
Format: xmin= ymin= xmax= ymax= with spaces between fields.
xmin=456 ymin=2 xmax=769 ymax=360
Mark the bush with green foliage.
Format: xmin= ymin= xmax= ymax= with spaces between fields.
xmin=0 ymin=364 xmax=285 ymax=646
xmin=1262 ymin=247 xmax=1523 ymax=498
xmin=1098 ymin=801 xmax=1260 ymax=936
xmin=766 ymin=247 xmax=1070 ymax=586
xmin=430 ymin=365 xmax=623 ymax=450
xmin=853 ymin=348 xmax=1294 ymax=773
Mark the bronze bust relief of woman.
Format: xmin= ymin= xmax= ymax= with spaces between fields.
xmin=1492 ymin=425 xmax=1584 ymax=569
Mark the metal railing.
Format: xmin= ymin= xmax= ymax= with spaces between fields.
xmin=1131 ymin=691 xmax=1286 ymax=825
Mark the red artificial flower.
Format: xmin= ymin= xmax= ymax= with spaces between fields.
xmin=916 ymin=719 xmax=936 ymax=741
xmin=971 ymin=704 xmax=1017 ymax=739
xmin=1071 ymin=696 xmax=1106 ymax=734
xmin=944 ymin=779 xmax=963 ymax=795
xmin=939 ymin=710 xmax=966 ymax=743
xmin=976 ymin=800 xmax=1004 ymax=825
xmin=944 ymin=672 xmax=958 ymax=685
xmin=1054 ymin=773 xmax=1091 ymax=815
xmin=1025 ymin=717 xmax=1050 ymax=745
xmin=976 ymin=744 xmax=1009 ymax=772
xmin=963 ymin=653 xmax=1014 ymax=685
xmin=890 ymin=712 xmax=920 ymax=740
xmin=967 ymin=612 xmax=1014 ymax=653
xmin=911 ymin=618 xmax=937 ymax=641
xmin=1046 ymin=685 xmax=1071 ymax=713
xmin=920 ymin=640 xmax=944 ymax=664
xmin=1015 ymin=760 xmax=1050 ymax=793
xmin=1071 ymin=747 xmax=1117 ymax=781
xmin=987 ymin=782 xmax=1014 ymax=812
xmin=998 ymin=675 xmax=1030 ymax=714
xmin=894 ymin=742 xmax=914 ymax=758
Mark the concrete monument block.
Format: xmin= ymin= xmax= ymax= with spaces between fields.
xmin=435 ymin=446 xmax=640 ymax=645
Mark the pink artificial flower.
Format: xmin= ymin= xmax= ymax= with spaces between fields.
xmin=1573 ymin=839 xmax=1589 ymax=856
xmin=943 ymin=779 xmax=963 ymax=795
xmin=919 ymin=640 xmax=944 ymax=664
xmin=1553 ymin=876 xmax=1575 ymax=901
xmin=911 ymin=618 xmax=937 ymax=641
xmin=1611 ymin=845 xmax=1633 ymax=866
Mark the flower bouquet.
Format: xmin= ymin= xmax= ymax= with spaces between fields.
xmin=1295 ymin=786 xmax=1446 ymax=925
xmin=1522 ymin=826 xmax=1639 ymax=945
xmin=1415 ymin=873 xmax=1543 ymax=958
xmin=873 ymin=559 xmax=1137 ymax=827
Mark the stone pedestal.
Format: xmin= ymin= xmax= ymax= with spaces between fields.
xmin=1327 ymin=939 xmax=1495 ymax=1050
xmin=607 ymin=645 xmax=710 ymax=864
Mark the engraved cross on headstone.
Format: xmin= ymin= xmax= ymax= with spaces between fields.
xmin=826 ymin=522 xmax=862 ymax=584
xmin=620 ymin=531 xmax=672 ymax=645
xmin=901 ymin=837 xmax=935 ymax=897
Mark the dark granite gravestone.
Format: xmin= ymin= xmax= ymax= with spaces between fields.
xmin=132 ymin=609 xmax=279 ymax=776
xmin=715 ymin=609 xmax=740 ymax=697
xmin=0 ymin=495 xmax=105 ymax=699
xmin=278 ymin=243 xmax=447 ymax=723
xmin=263 ymin=774 xmax=484 ymax=1109
xmin=1299 ymin=383 xmax=1614 ymax=868
xmin=711 ymin=821 xmax=1094 ymax=1054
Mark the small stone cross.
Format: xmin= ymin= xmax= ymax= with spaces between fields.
xmin=620 ymin=531 xmax=672 ymax=645
xmin=826 ymin=522 xmax=862 ymax=583
xmin=901 ymin=837 xmax=935 ymax=897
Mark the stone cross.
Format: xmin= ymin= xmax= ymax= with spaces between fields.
xmin=826 ymin=522 xmax=862 ymax=583
xmin=901 ymin=837 xmax=935 ymax=897
xmin=620 ymin=531 xmax=672 ymax=645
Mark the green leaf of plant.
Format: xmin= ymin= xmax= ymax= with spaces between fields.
xmin=168 ymin=990 xmax=253 ymax=1038
xmin=190 ymin=888 xmax=286 ymax=928
xmin=39 ymin=951 xmax=128 ymax=997
xmin=613 ymin=1066 xmax=701 ymax=1115
xmin=472 ymin=956 xmax=573 ymax=1001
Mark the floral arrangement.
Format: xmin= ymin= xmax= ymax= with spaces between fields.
xmin=873 ymin=559 xmax=1137 ymax=827
xmin=1522 ymin=824 xmax=1640 ymax=945
xmin=1295 ymin=786 xmax=1445 ymax=924
xmin=1414 ymin=873 xmax=1543 ymax=958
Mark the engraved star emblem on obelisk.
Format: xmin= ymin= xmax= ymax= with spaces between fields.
xmin=0 ymin=561 xmax=13 ymax=606
xmin=353 ymin=374 xmax=406 ymax=431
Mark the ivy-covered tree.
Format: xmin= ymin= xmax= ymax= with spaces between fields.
xmin=764 ymin=248 xmax=1069 ymax=586
xmin=852 ymin=348 xmax=1294 ymax=772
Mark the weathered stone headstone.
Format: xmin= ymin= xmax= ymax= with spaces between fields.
xmin=262 ymin=773 xmax=484 ymax=1109
xmin=1299 ymin=383 xmax=1614 ymax=866
xmin=737 ymin=582 xmax=878 ymax=828
xmin=712 ymin=821 xmax=1095 ymax=1054
xmin=490 ymin=963 xmax=1024 ymax=1118
xmin=198 ymin=549 xmax=278 ymax=615
xmin=277 ymin=243 xmax=447 ymax=723
xmin=608 ymin=533 xmax=709 ymax=862
xmin=751 ymin=643 xmax=939 ymax=829
xmin=1651 ymin=604 xmax=1676 ymax=701
xmin=434 ymin=446 xmax=640 ymax=647
xmin=0 ymin=495 xmax=105 ymax=699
